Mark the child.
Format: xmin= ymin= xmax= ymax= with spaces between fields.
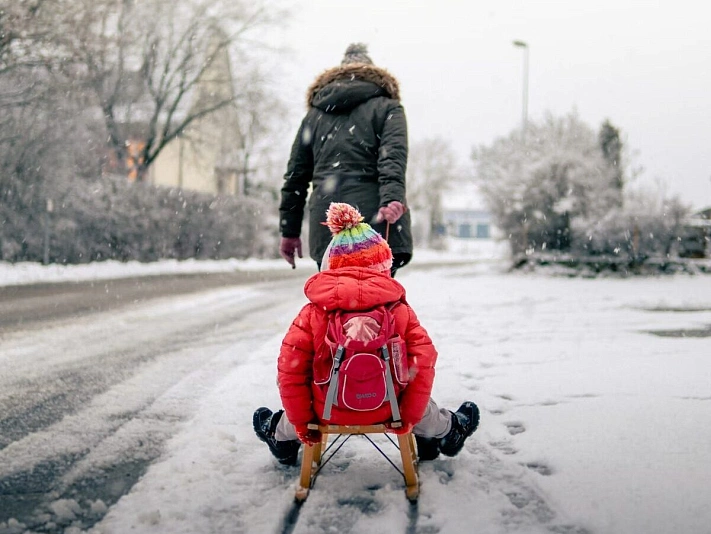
xmin=254 ymin=203 xmax=479 ymax=465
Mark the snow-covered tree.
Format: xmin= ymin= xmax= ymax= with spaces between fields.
xmin=598 ymin=119 xmax=624 ymax=203
xmin=572 ymin=180 xmax=689 ymax=259
xmin=473 ymin=111 xmax=621 ymax=254
xmin=0 ymin=0 xmax=289 ymax=263
xmin=0 ymin=1 xmax=103 ymax=261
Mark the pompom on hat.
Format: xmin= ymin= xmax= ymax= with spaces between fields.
xmin=341 ymin=43 xmax=374 ymax=66
xmin=321 ymin=203 xmax=393 ymax=273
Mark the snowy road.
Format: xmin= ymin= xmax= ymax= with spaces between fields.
xmin=0 ymin=269 xmax=308 ymax=333
xmin=0 ymin=271 xmax=313 ymax=532
xmin=2 ymin=259 xmax=711 ymax=534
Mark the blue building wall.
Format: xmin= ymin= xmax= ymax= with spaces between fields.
xmin=442 ymin=209 xmax=492 ymax=239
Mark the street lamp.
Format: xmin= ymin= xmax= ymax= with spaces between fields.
xmin=513 ymin=40 xmax=529 ymax=135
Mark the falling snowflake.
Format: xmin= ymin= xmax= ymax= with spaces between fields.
xmin=301 ymin=126 xmax=312 ymax=144
xmin=323 ymin=175 xmax=338 ymax=194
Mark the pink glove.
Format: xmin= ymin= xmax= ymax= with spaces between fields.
xmin=295 ymin=424 xmax=322 ymax=446
xmin=279 ymin=237 xmax=302 ymax=268
xmin=385 ymin=420 xmax=414 ymax=435
xmin=376 ymin=201 xmax=406 ymax=224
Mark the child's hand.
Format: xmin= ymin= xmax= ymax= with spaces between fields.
xmin=295 ymin=424 xmax=322 ymax=446
xmin=385 ymin=420 xmax=413 ymax=435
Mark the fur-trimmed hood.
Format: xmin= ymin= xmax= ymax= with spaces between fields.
xmin=306 ymin=63 xmax=400 ymax=110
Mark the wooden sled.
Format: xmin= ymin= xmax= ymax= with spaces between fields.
xmin=295 ymin=423 xmax=419 ymax=503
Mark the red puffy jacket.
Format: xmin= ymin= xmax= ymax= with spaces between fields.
xmin=277 ymin=266 xmax=438 ymax=428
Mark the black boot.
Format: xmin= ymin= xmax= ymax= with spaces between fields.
xmin=439 ymin=401 xmax=480 ymax=457
xmin=415 ymin=435 xmax=440 ymax=462
xmin=253 ymin=407 xmax=301 ymax=466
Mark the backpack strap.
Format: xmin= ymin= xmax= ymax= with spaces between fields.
xmin=381 ymin=344 xmax=401 ymax=423
xmin=321 ymin=345 xmax=345 ymax=420
xmin=383 ymin=302 xmax=405 ymax=423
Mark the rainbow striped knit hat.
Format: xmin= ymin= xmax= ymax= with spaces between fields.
xmin=321 ymin=203 xmax=393 ymax=273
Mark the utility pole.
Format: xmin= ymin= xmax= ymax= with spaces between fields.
xmin=43 ymin=199 xmax=53 ymax=265
xmin=513 ymin=40 xmax=529 ymax=137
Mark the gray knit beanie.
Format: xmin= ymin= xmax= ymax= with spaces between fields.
xmin=341 ymin=43 xmax=374 ymax=65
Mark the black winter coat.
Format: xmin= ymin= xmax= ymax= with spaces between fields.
xmin=279 ymin=63 xmax=412 ymax=264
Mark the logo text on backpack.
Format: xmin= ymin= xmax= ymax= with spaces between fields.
xmin=355 ymin=392 xmax=378 ymax=400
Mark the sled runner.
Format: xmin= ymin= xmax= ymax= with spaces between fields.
xmin=296 ymin=303 xmax=419 ymax=502
xmin=295 ymin=423 xmax=419 ymax=503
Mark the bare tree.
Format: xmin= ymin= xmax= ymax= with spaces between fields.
xmin=1 ymin=1 xmax=95 ymax=196
xmin=407 ymin=137 xmax=460 ymax=246
xmin=28 ymin=0 xmax=283 ymax=180
xmin=0 ymin=0 xmax=49 ymax=73
xmin=226 ymin=79 xmax=288 ymax=195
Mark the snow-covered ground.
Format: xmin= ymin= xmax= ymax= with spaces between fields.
xmin=2 ymin=241 xmax=710 ymax=534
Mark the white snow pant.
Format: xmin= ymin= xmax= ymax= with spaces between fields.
xmin=275 ymin=398 xmax=452 ymax=441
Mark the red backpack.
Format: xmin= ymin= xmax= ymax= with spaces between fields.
xmin=314 ymin=304 xmax=409 ymax=423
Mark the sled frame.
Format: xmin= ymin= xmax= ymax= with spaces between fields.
xmin=295 ymin=423 xmax=419 ymax=503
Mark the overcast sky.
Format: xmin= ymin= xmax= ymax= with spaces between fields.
xmin=276 ymin=0 xmax=710 ymax=210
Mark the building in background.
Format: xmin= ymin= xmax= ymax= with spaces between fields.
xmin=102 ymin=33 xmax=244 ymax=196
xmin=148 ymin=35 xmax=241 ymax=196
xmin=442 ymin=208 xmax=492 ymax=239
xmin=441 ymin=183 xmax=496 ymax=240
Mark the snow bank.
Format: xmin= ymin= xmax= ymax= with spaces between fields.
xmin=0 ymin=239 xmax=508 ymax=288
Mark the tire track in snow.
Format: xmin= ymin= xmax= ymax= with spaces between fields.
xmin=276 ymin=439 xmax=591 ymax=534
xmin=0 ymin=280 xmax=301 ymax=532
xmin=0 ymin=287 xmax=269 ymax=450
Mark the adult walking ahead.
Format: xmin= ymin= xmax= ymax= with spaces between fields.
xmin=279 ymin=43 xmax=413 ymax=276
